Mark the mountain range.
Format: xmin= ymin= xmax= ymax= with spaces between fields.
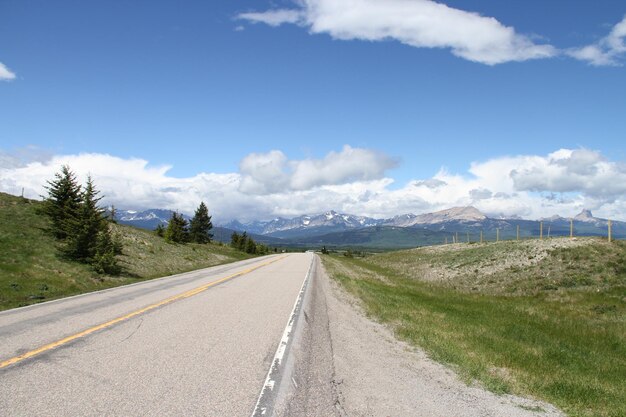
xmin=115 ymin=209 xmax=191 ymax=230
xmin=114 ymin=206 xmax=624 ymax=249
xmin=113 ymin=209 xmax=281 ymax=246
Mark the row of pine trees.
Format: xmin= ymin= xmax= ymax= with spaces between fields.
xmin=40 ymin=166 xmax=123 ymax=274
xmin=230 ymin=231 xmax=271 ymax=255
xmin=154 ymin=203 xmax=214 ymax=244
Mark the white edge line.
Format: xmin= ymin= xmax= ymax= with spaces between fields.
xmin=250 ymin=253 xmax=314 ymax=417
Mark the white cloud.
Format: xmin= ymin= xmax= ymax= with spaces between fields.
xmin=568 ymin=15 xmax=626 ymax=66
xmin=0 ymin=62 xmax=16 ymax=81
xmin=238 ymin=145 xmax=397 ymax=194
xmin=510 ymin=149 xmax=626 ymax=199
xmin=239 ymin=150 xmax=289 ymax=194
xmin=238 ymin=9 xmax=303 ymax=27
xmin=290 ymin=145 xmax=398 ymax=190
xmin=1 ymin=147 xmax=625 ymax=222
xmin=237 ymin=0 xmax=556 ymax=65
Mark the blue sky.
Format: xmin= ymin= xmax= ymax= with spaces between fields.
xmin=1 ymin=1 xmax=626 ymax=221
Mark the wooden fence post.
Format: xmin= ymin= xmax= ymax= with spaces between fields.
xmin=608 ymin=220 xmax=612 ymax=243
xmin=540 ymin=221 xmax=543 ymax=240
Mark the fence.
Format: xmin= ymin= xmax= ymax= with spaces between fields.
xmin=442 ymin=219 xmax=615 ymax=245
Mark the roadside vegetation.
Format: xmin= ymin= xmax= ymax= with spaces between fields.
xmin=322 ymin=237 xmax=625 ymax=417
xmin=0 ymin=191 xmax=253 ymax=311
xmin=40 ymin=165 xmax=123 ymax=274
xmin=230 ymin=231 xmax=273 ymax=255
xmin=154 ymin=201 xmax=215 ymax=245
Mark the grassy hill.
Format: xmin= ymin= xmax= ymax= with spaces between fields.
xmin=322 ymin=237 xmax=625 ymax=417
xmin=0 ymin=192 xmax=253 ymax=311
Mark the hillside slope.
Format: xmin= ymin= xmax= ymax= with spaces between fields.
xmin=0 ymin=192 xmax=252 ymax=311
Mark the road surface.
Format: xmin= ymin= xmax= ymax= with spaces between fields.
xmin=0 ymin=253 xmax=313 ymax=416
xmin=0 ymin=252 xmax=565 ymax=417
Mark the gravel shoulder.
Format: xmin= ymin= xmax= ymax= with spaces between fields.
xmin=310 ymin=256 xmax=565 ymax=417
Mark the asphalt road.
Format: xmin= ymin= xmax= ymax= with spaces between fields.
xmin=0 ymin=253 xmax=314 ymax=416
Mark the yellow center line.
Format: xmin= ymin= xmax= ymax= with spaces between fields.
xmin=0 ymin=256 xmax=287 ymax=370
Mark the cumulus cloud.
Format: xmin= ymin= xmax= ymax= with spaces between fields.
xmin=237 ymin=0 xmax=556 ymax=65
xmin=1 ymin=147 xmax=625 ymax=222
xmin=239 ymin=150 xmax=289 ymax=194
xmin=0 ymin=62 xmax=16 ymax=81
xmin=568 ymin=15 xmax=626 ymax=66
xmin=238 ymin=145 xmax=397 ymax=194
xmin=290 ymin=145 xmax=398 ymax=190
xmin=510 ymin=149 xmax=626 ymax=199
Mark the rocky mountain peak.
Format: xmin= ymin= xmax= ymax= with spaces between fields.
xmin=574 ymin=209 xmax=595 ymax=222
xmin=415 ymin=206 xmax=487 ymax=224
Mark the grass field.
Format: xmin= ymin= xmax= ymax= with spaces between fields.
xmin=0 ymin=192 xmax=252 ymax=311
xmin=322 ymin=238 xmax=626 ymax=417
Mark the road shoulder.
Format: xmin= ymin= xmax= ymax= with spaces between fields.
xmin=302 ymin=257 xmax=565 ymax=417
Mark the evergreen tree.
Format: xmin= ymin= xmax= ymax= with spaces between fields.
xmin=155 ymin=223 xmax=165 ymax=237
xmin=93 ymin=227 xmax=122 ymax=275
xmin=41 ymin=165 xmax=82 ymax=240
xmin=238 ymin=231 xmax=248 ymax=251
xmin=40 ymin=167 xmax=122 ymax=273
xmin=164 ymin=211 xmax=189 ymax=243
xmin=62 ymin=176 xmax=105 ymax=261
xmin=230 ymin=231 xmax=241 ymax=248
xmin=245 ymin=237 xmax=256 ymax=254
xmin=189 ymin=202 xmax=213 ymax=244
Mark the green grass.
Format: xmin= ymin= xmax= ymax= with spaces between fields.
xmin=0 ymin=192 xmax=253 ymax=311
xmin=322 ymin=239 xmax=626 ymax=417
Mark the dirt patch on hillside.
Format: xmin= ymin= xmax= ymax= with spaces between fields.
xmin=381 ymin=238 xmax=593 ymax=281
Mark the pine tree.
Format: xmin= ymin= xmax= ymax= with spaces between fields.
xmin=189 ymin=202 xmax=213 ymax=244
xmin=238 ymin=232 xmax=248 ymax=251
xmin=93 ymin=226 xmax=122 ymax=275
xmin=155 ymin=223 xmax=165 ymax=237
xmin=62 ymin=176 xmax=105 ymax=261
xmin=245 ymin=237 xmax=256 ymax=254
xmin=41 ymin=165 xmax=82 ymax=240
xmin=231 ymin=231 xmax=241 ymax=248
xmin=40 ymin=167 xmax=122 ymax=273
xmin=164 ymin=211 xmax=189 ymax=243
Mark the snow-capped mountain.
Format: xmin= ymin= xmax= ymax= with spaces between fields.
xmin=115 ymin=209 xmax=191 ymax=230
xmin=114 ymin=204 xmax=623 ymax=244
xmin=223 ymin=207 xmax=493 ymax=238
xmin=223 ymin=210 xmax=382 ymax=238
